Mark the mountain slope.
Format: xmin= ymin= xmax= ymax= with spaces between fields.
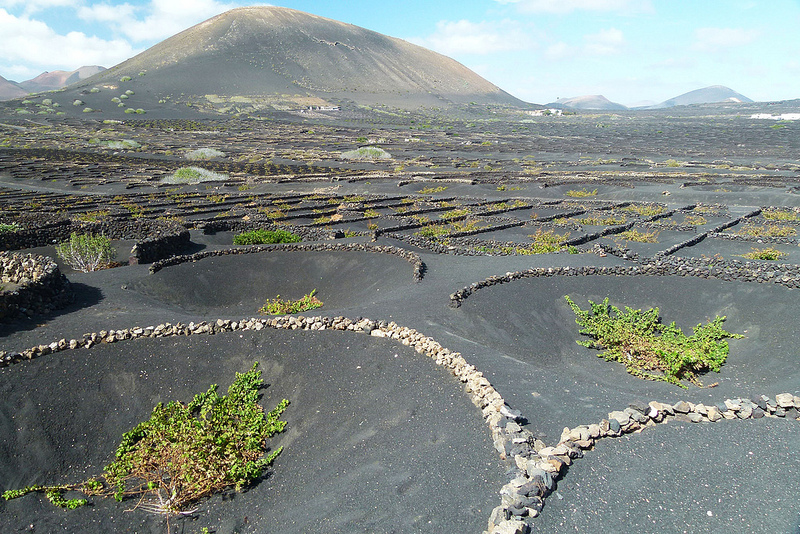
xmin=19 ymin=66 xmax=106 ymax=93
xmin=0 ymin=75 xmax=27 ymax=101
xmin=650 ymin=85 xmax=753 ymax=108
xmin=72 ymin=6 xmax=522 ymax=111
xmin=549 ymin=95 xmax=627 ymax=110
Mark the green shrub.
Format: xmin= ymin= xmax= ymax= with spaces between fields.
xmin=55 ymin=233 xmax=115 ymax=272
xmin=613 ymin=229 xmax=659 ymax=243
xmin=259 ymin=289 xmax=323 ymax=315
xmin=762 ymin=208 xmax=800 ymax=221
xmin=0 ymin=222 xmax=21 ymax=233
xmin=233 ymin=229 xmax=301 ymax=245
xmin=740 ymin=247 xmax=787 ymax=261
xmin=566 ymin=188 xmax=597 ymax=198
xmin=185 ymin=148 xmax=225 ymax=160
xmin=341 ymin=147 xmax=391 ymax=160
xmin=163 ymin=166 xmax=227 ymax=184
xmin=565 ymin=296 xmax=742 ymax=388
xmin=4 ymin=364 xmax=288 ymax=517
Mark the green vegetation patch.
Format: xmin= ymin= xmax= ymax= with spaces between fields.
xmin=259 ymin=289 xmax=323 ymax=315
xmin=3 ymin=364 xmax=289 ymax=516
xmin=740 ymin=247 xmax=787 ymax=261
xmin=186 ymin=148 xmax=225 ymax=161
xmin=55 ymin=233 xmax=115 ymax=272
xmin=565 ymin=188 xmax=597 ymax=198
xmin=0 ymin=222 xmax=21 ymax=233
xmin=762 ymin=208 xmax=800 ymax=221
xmin=565 ymin=296 xmax=742 ymax=388
xmin=341 ymin=146 xmax=391 ymax=160
xmin=164 ymin=167 xmax=228 ymax=184
xmin=613 ymin=229 xmax=659 ymax=243
xmin=233 ymin=229 xmax=301 ymax=245
xmin=736 ymin=224 xmax=796 ymax=238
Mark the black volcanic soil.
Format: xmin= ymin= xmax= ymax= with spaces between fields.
xmin=1 ymin=102 xmax=800 ymax=534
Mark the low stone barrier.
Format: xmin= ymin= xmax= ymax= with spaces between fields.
xmin=0 ymin=252 xmax=71 ymax=321
xmin=2 ymin=314 xmax=798 ymax=534
xmin=149 ymin=242 xmax=426 ymax=281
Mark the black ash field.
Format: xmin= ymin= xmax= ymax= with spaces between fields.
xmin=1 ymin=7 xmax=800 ymax=534
xmin=1 ymin=100 xmax=799 ymax=534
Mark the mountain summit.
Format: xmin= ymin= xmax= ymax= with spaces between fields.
xmin=648 ymin=85 xmax=753 ymax=109
xmin=71 ymin=6 xmax=521 ymax=111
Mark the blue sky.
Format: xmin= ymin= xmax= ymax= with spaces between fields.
xmin=1 ymin=0 xmax=799 ymax=106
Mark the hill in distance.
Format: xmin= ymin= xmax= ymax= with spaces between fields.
xmin=645 ymin=85 xmax=753 ymax=109
xmin=547 ymin=94 xmax=627 ymax=110
xmin=0 ymin=75 xmax=27 ymax=101
xmin=11 ymin=6 xmax=523 ymax=117
xmin=19 ymin=66 xmax=106 ymax=93
xmin=548 ymin=86 xmax=754 ymax=112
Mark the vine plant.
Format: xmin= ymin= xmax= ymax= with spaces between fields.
xmin=3 ymin=363 xmax=288 ymax=519
xmin=565 ymin=296 xmax=743 ymax=388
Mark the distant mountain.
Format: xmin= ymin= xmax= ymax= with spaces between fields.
xmin=547 ymin=95 xmax=627 ymax=110
xmin=645 ymin=85 xmax=753 ymax=109
xmin=19 ymin=66 xmax=106 ymax=93
xmin=0 ymin=75 xmax=27 ymax=101
xmin=62 ymin=6 xmax=522 ymax=113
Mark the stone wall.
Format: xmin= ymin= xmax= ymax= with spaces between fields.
xmin=0 ymin=215 xmax=190 ymax=265
xmin=0 ymin=252 xmax=72 ymax=321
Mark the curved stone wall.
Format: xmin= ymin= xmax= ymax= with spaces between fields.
xmin=0 ymin=252 xmax=72 ymax=321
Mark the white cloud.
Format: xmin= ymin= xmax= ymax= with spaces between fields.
xmin=416 ymin=19 xmax=536 ymax=56
xmin=0 ymin=0 xmax=79 ymax=14
xmin=495 ymin=0 xmax=652 ymax=14
xmin=113 ymin=0 xmax=242 ymax=42
xmin=583 ymin=27 xmax=625 ymax=55
xmin=692 ymin=27 xmax=759 ymax=52
xmin=0 ymin=8 xmax=136 ymax=70
xmin=544 ymin=42 xmax=576 ymax=60
xmin=77 ymin=2 xmax=138 ymax=24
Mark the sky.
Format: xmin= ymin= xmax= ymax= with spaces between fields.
xmin=1 ymin=0 xmax=799 ymax=106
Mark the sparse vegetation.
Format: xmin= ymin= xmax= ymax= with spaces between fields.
xmin=55 ymin=233 xmax=115 ymax=272
xmin=418 ymin=185 xmax=448 ymax=194
xmin=614 ymin=229 xmax=659 ymax=243
xmin=164 ymin=167 xmax=227 ymax=184
xmin=623 ymin=204 xmax=667 ymax=217
xmin=736 ymin=224 xmax=796 ymax=238
xmin=4 ymin=364 xmax=289 ymax=519
xmin=762 ymin=208 xmax=800 ymax=221
xmin=740 ymin=247 xmax=787 ymax=261
xmin=341 ymin=147 xmax=391 ymax=160
xmin=233 ymin=229 xmax=301 ymax=245
xmin=0 ymin=222 xmax=21 ymax=233
xmin=683 ymin=215 xmax=707 ymax=226
xmin=186 ymin=148 xmax=225 ymax=160
xmin=259 ymin=289 xmax=323 ymax=314
xmin=566 ymin=188 xmax=597 ymax=198
xmin=565 ymin=296 xmax=742 ymax=388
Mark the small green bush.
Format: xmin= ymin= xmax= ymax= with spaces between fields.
xmin=341 ymin=147 xmax=391 ymax=160
xmin=185 ymin=148 xmax=225 ymax=160
xmin=55 ymin=233 xmax=115 ymax=272
xmin=566 ymin=188 xmax=597 ymax=198
xmin=163 ymin=166 xmax=227 ymax=184
xmin=565 ymin=296 xmax=742 ymax=388
xmin=740 ymin=247 xmax=787 ymax=261
xmin=0 ymin=222 xmax=21 ymax=233
xmin=259 ymin=289 xmax=323 ymax=315
xmin=3 ymin=364 xmax=288 ymax=517
xmin=233 ymin=229 xmax=301 ymax=245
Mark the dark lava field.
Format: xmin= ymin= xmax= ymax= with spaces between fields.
xmin=1 ymin=100 xmax=800 ymax=534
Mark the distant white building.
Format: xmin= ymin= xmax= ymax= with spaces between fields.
xmin=750 ymin=113 xmax=800 ymax=121
xmin=526 ymin=109 xmax=563 ymax=117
